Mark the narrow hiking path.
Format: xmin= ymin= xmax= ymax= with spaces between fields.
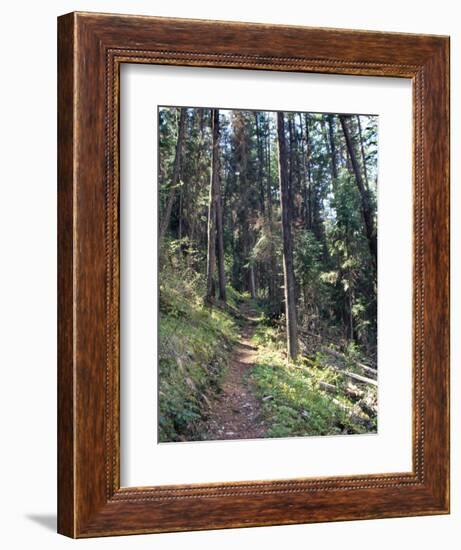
xmin=204 ymin=303 xmax=267 ymax=441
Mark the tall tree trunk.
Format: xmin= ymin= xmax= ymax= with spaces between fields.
xmin=327 ymin=114 xmax=338 ymax=182
xmin=266 ymin=114 xmax=278 ymax=314
xmin=303 ymin=113 xmax=313 ymax=230
xmin=249 ymin=264 xmax=256 ymax=299
xmin=213 ymin=110 xmax=227 ymax=302
xmin=339 ymin=115 xmax=377 ymax=270
xmin=253 ymin=112 xmax=265 ymax=301
xmin=187 ymin=109 xmax=206 ymax=267
xmin=254 ymin=112 xmax=266 ymax=214
xmin=356 ymin=115 xmax=370 ymax=191
xmin=205 ymin=186 xmax=216 ymax=305
xmin=277 ymin=112 xmax=298 ymax=360
xmin=287 ymin=115 xmax=296 ymax=221
xmin=178 ymin=181 xmax=183 ymax=242
xmin=159 ymin=107 xmax=187 ymax=245
xmin=305 ymin=118 xmax=325 ymax=249
xmin=348 ymin=285 xmax=354 ymax=340
xmin=205 ymin=110 xmax=219 ymax=305
xmin=294 ymin=118 xmax=303 ymax=221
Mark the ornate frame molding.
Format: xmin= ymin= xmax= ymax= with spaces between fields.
xmin=58 ymin=12 xmax=449 ymax=537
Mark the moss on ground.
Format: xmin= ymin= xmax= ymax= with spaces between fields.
xmin=158 ymin=260 xmax=240 ymax=442
xmin=158 ymin=252 xmax=377 ymax=442
xmin=249 ymin=324 xmax=377 ymax=438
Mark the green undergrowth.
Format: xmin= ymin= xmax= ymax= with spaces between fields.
xmin=249 ymin=324 xmax=377 ymax=438
xmin=158 ymin=259 xmax=240 ymax=442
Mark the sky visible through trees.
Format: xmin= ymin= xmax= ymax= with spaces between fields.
xmin=158 ymin=105 xmax=378 ymax=443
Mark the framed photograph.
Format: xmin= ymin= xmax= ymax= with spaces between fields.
xmin=58 ymin=12 xmax=450 ymax=537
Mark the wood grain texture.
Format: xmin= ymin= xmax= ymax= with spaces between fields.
xmin=57 ymin=12 xmax=75 ymax=538
xmin=57 ymin=12 xmax=450 ymax=538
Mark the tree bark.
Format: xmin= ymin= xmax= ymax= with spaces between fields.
xmin=159 ymin=107 xmax=187 ymax=245
xmin=266 ymin=114 xmax=278 ymax=314
xmin=277 ymin=112 xmax=298 ymax=360
xmin=213 ymin=110 xmax=227 ymax=302
xmin=356 ymin=115 xmax=370 ymax=191
xmin=205 ymin=110 xmax=219 ymax=305
xmin=287 ymin=115 xmax=296 ymax=220
xmin=249 ymin=264 xmax=256 ymax=299
xmin=327 ymin=114 xmax=338 ymax=181
xmin=254 ymin=112 xmax=265 ymax=214
xmin=339 ymin=115 xmax=377 ymax=270
xmin=303 ymin=113 xmax=313 ymax=230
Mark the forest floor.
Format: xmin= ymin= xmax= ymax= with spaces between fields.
xmin=158 ymin=267 xmax=378 ymax=443
xmin=204 ymin=303 xmax=267 ymax=441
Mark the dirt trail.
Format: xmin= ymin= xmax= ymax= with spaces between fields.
xmin=204 ymin=304 xmax=266 ymax=441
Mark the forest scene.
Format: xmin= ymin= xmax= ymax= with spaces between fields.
xmin=158 ymin=105 xmax=378 ymax=443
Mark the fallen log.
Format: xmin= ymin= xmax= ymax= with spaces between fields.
xmin=318 ymin=380 xmax=365 ymax=401
xmin=318 ymin=381 xmax=336 ymax=394
xmin=341 ymin=369 xmax=377 ymax=387
xmin=298 ymin=327 xmax=339 ymax=345
xmin=321 ymin=347 xmax=377 ymax=378
xmin=329 ymin=365 xmax=378 ymax=387
xmin=346 ymin=383 xmax=365 ymax=401
xmin=359 ymin=399 xmax=377 ymax=418
xmin=353 ymin=362 xmax=377 ymax=378
xmin=331 ymin=398 xmax=372 ymax=428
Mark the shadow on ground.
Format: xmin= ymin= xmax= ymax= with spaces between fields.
xmin=26 ymin=514 xmax=56 ymax=532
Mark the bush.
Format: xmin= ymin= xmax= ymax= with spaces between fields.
xmin=158 ymin=247 xmax=239 ymax=441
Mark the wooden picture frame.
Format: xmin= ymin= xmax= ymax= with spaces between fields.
xmin=57 ymin=12 xmax=450 ymax=538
